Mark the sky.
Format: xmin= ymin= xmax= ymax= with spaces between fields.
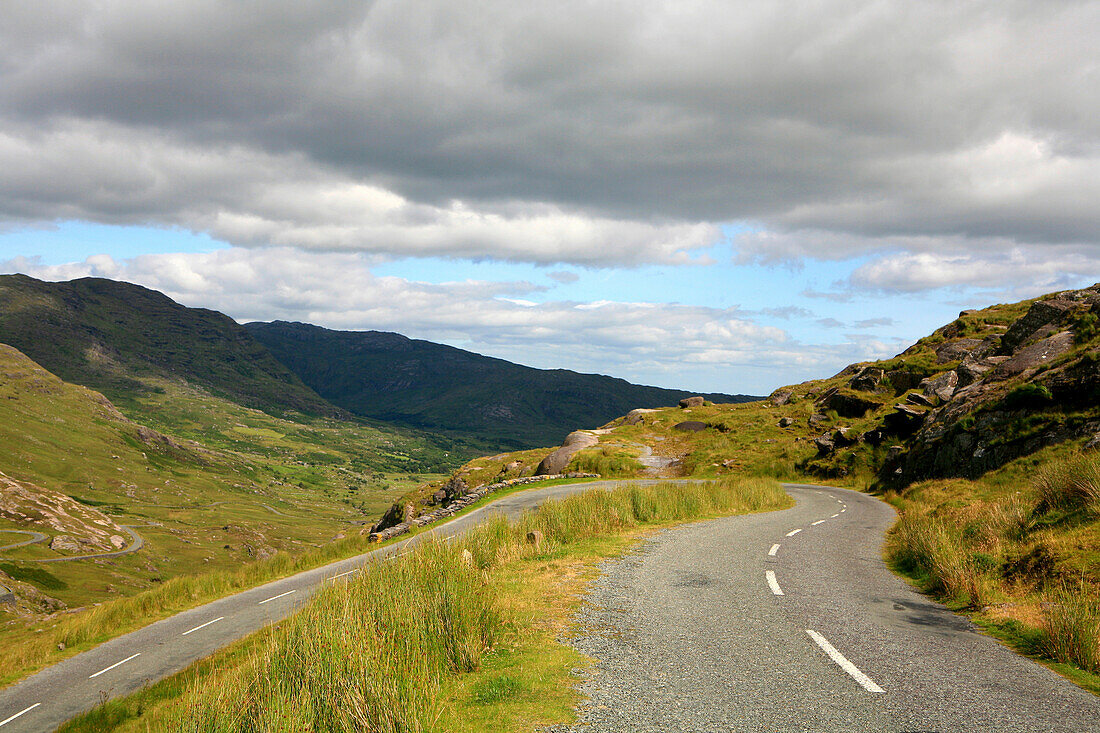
xmin=1 ymin=1 xmax=1097 ymax=395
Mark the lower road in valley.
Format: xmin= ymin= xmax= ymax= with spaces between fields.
xmin=548 ymin=484 xmax=1099 ymax=732
xmin=0 ymin=481 xmax=1096 ymax=731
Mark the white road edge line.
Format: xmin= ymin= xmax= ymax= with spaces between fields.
xmin=0 ymin=703 xmax=41 ymax=728
xmin=181 ymin=616 xmax=224 ymax=636
xmin=805 ymin=630 xmax=885 ymax=693
xmin=768 ymin=543 xmax=780 ymax=557
xmin=766 ymin=570 xmax=784 ymax=596
xmin=258 ymin=589 xmax=296 ymax=605
xmin=812 ymin=519 xmax=827 ymax=526
xmin=89 ymin=652 xmax=141 ymax=679
xmin=786 ymin=528 xmax=802 ymax=537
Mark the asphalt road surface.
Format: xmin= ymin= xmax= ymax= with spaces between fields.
xmin=0 ymin=479 xmax=670 ymax=732
xmin=1 ymin=481 xmax=1096 ymax=731
xmin=548 ymin=483 xmax=1100 ymax=732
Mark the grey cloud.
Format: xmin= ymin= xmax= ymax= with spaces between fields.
xmin=547 ymin=270 xmax=579 ymax=284
xmin=854 ymin=317 xmax=894 ymax=329
xmin=816 ymin=318 xmax=844 ymax=329
xmin=0 ymin=1 xmax=1097 ymax=264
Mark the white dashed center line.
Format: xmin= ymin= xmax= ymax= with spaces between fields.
xmin=830 ymin=513 xmax=840 ymax=518
xmin=812 ymin=519 xmax=827 ymax=526
xmin=89 ymin=652 xmax=140 ymax=679
xmin=0 ymin=703 xmax=41 ymax=728
xmin=768 ymin=543 xmax=780 ymax=557
xmin=258 ymin=589 xmax=296 ymax=605
xmin=330 ymin=568 xmax=359 ymax=579
xmin=181 ymin=616 xmax=224 ymax=636
xmin=766 ymin=570 xmax=784 ymax=596
xmin=805 ymin=630 xmax=885 ymax=693
xmin=786 ymin=528 xmax=802 ymax=537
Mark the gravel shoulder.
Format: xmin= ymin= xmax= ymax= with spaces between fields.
xmin=548 ymin=484 xmax=1099 ymax=733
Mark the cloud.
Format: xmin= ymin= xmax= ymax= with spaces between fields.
xmin=547 ymin=270 xmax=579 ymax=284
xmin=0 ymin=2 xmax=1097 ymax=265
xmin=816 ymin=318 xmax=844 ymax=329
xmin=854 ymin=317 xmax=894 ymax=329
xmin=1 ymin=247 xmax=908 ymax=393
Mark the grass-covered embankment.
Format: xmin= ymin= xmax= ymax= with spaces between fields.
xmin=59 ymin=477 xmax=790 ymax=732
xmin=885 ymin=447 xmax=1100 ymax=692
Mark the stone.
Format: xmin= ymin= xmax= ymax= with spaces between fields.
xmin=504 ymin=460 xmax=522 ymax=473
xmin=1083 ymin=433 xmax=1100 ymax=452
xmin=431 ymin=489 xmax=447 ymax=505
xmin=679 ymin=396 xmax=705 ymax=408
xmin=813 ymin=434 xmax=836 ymax=456
xmin=441 ymin=476 xmax=468 ymax=500
xmin=526 ymin=530 xmax=544 ymax=547
xmin=49 ymin=535 xmax=83 ymax=554
xmin=808 ymin=413 xmax=829 ymax=428
xmin=624 ymin=408 xmax=658 ymax=426
xmin=1000 ymin=299 xmax=1072 ymax=352
xmin=832 ymin=427 xmax=856 ymax=447
xmin=849 ymin=367 xmax=885 ymax=392
xmin=885 ymin=369 xmax=923 ymax=394
xmin=461 ymin=549 xmax=475 ymax=566
xmin=770 ymin=389 xmax=794 ymax=406
xmin=906 ymin=392 xmax=936 ymax=407
xmin=920 ymin=370 xmax=959 ymax=402
xmin=860 ymin=428 xmax=887 ymax=446
xmin=989 ymin=331 xmax=1075 ymax=381
xmin=673 ymin=421 xmax=708 ymax=432
xmin=934 ymin=339 xmax=984 ymax=364
xmin=536 ymin=431 xmax=599 ymax=475
xmin=778 ymin=417 xmax=794 ymax=428
xmin=822 ymin=391 xmax=880 ymax=418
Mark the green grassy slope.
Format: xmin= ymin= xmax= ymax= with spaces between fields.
xmin=0 ymin=273 xmax=337 ymax=418
xmin=246 ymin=320 xmax=757 ymax=449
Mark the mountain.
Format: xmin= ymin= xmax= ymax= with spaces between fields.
xmin=245 ymin=320 xmax=757 ymax=449
xmin=0 ymin=274 xmax=337 ymax=418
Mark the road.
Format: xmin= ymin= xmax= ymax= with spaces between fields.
xmin=548 ymin=483 xmax=1099 ymax=732
xmin=0 ymin=531 xmax=46 ymax=552
xmin=1 ymin=481 xmax=1096 ymax=731
xmin=0 ymin=478 xmax=672 ymax=732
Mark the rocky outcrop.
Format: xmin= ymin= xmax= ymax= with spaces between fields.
xmin=678 ymin=396 xmax=705 ymax=408
xmin=849 ymin=367 xmax=884 ymax=392
xmin=815 ymin=388 xmax=880 ymax=418
xmin=0 ymin=471 xmax=128 ymax=552
xmin=369 ymin=472 xmax=599 ymax=543
xmin=536 ymin=431 xmax=600 ymax=475
xmin=920 ymin=371 xmax=958 ymax=402
xmin=769 ymin=389 xmax=794 ymax=406
xmin=673 ymin=421 xmax=707 ymax=432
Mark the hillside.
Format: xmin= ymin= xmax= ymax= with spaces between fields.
xmin=245 ymin=320 xmax=755 ymax=449
xmin=401 ymin=282 xmax=1100 ymax=689
xmin=0 ymin=274 xmax=337 ymax=418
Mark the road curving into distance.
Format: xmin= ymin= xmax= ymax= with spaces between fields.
xmin=1 ymin=481 xmax=1097 ymax=731
xmin=547 ymin=484 xmax=1099 ymax=732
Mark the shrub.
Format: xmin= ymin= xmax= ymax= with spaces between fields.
xmin=1003 ymin=383 xmax=1053 ymax=410
xmin=1041 ymin=584 xmax=1100 ymax=673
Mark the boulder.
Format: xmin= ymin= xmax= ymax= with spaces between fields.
xmin=849 ymin=367 xmax=885 ymax=392
xmin=526 ymin=530 xmax=544 ymax=547
xmin=808 ymin=413 xmax=829 ymax=428
xmin=49 ymin=535 xmax=83 ymax=554
xmin=920 ymin=371 xmax=959 ymax=402
xmin=624 ymin=408 xmax=658 ymax=426
xmin=1000 ymin=299 xmax=1073 ymax=352
xmin=441 ymin=476 xmax=469 ymax=500
xmin=822 ymin=391 xmax=879 ymax=418
xmin=536 ymin=431 xmax=600 ymax=475
xmin=673 ymin=421 xmax=708 ymax=432
xmin=906 ymin=392 xmax=936 ymax=408
xmin=778 ymin=417 xmax=794 ymax=428
xmin=770 ymin=389 xmax=794 ymax=406
xmin=832 ymin=427 xmax=856 ymax=447
xmin=934 ymin=339 xmax=984 ymax=364
xmin=431 ymin=489 xmax=447 ymax=505
xmin=860 ymin=428 xmax=887 ymax=446
xmin=813 ymin=434 xmax=836 ymax=456
xmin=885 ymin=369 xmax=923 ymax=394
xmin=679 ymin=396 xmax=705 ymax=408
xmin=504 ymin=460 xmax=523 ymax=473
xmin=885 ymin=404 xmax=926 ymax=436
xmin=989 ymin=332 xmax=1075 ymax=381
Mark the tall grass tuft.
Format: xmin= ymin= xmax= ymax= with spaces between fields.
xmin=1034 ymin=453 xmax=1100 ymax=514
xmin=1041 ymin=584 xmax=1100 ymax=674
xmin=171 ymin=477 xmax=788 ymax=731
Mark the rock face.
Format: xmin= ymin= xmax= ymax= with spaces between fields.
xmin=815 ymin=388 xmax=879 ymax=418
xmin=536 ymin=431 xmax=600 ymax=475
xmin=778 ymin=417 xmax=794 ymax=428
xmin=49 ymin=535 xmax=84 ymax=554
xmin=769 ymin=389 xmax=794 ymax=406
xmin=849 ymin=367 xmax=885 ymax=392
xmin=0 ymin=470 xmax=127 ymax=552
xmin=678 ymin=396 xmax=705 ymax=408
xmin=920 ymin=371 xmax=958 ymax=402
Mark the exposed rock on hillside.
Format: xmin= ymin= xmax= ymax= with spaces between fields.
xmin=536 ymin=431 xmax=600 ymax=475
xmin=0 ymin=470 xmax=127 ymax=552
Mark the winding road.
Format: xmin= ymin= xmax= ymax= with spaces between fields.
xmin=0 ymin=481 xmax=1096 ymax=731
xmin=0 ymin=531 xmax=46 ymax=552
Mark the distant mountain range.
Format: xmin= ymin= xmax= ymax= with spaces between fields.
xmin=0 ymin=274 xmax=757 ymax=449
xmin=246 ymin=321 xmax=754 ymax=448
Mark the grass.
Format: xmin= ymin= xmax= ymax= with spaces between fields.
xmin=57 ymin=476 xmax=790 ymax=732
xmin=885 ymin=447 xmax=1100 ymax=690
